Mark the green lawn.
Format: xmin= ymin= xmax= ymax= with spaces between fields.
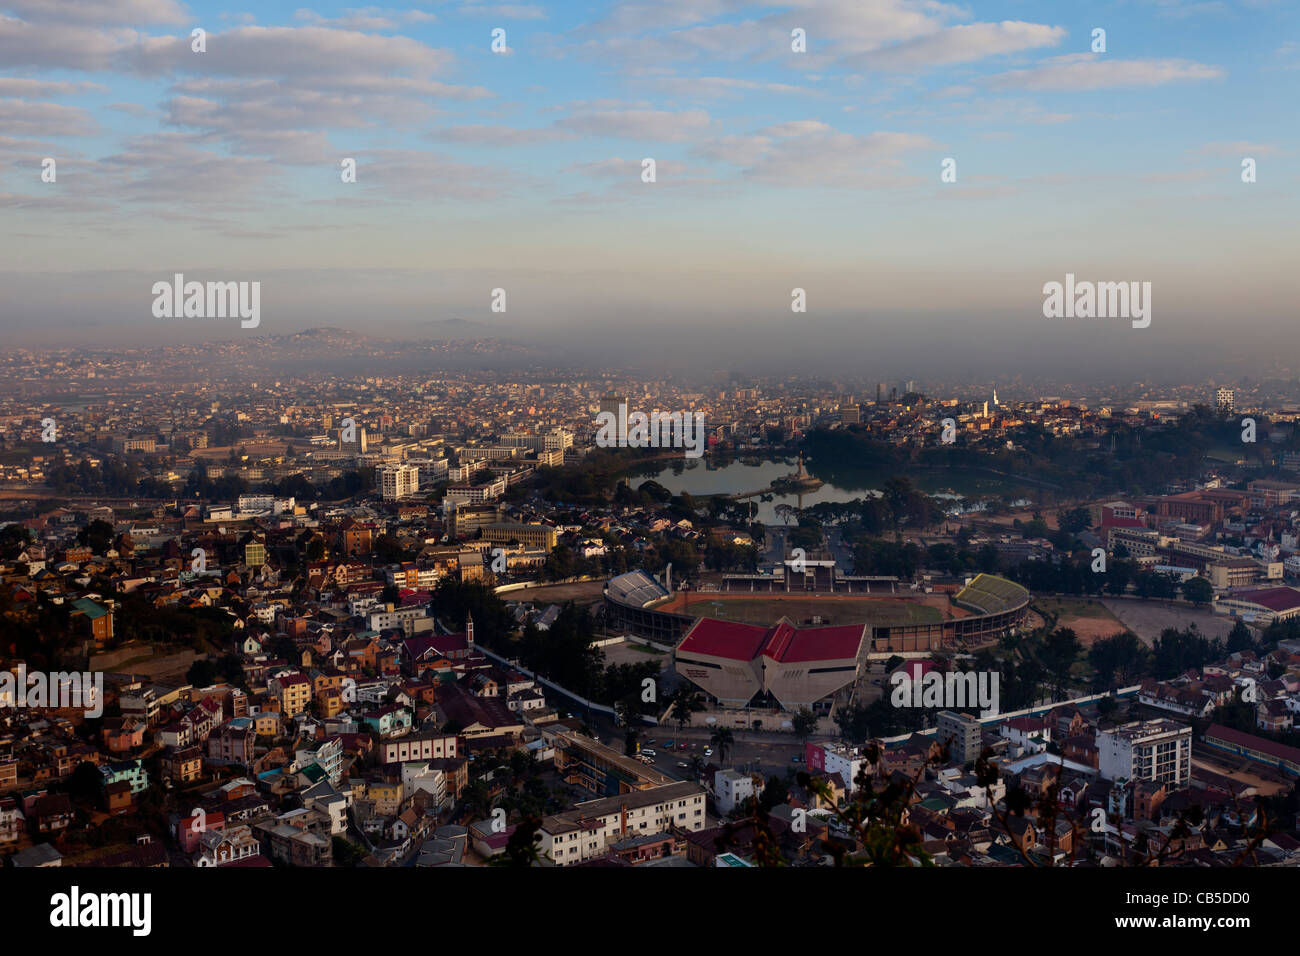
xmin=697 ymin=597 xmax=943 ymax=627
xmin=1035 ymin=598 xmax=1114 ymax=619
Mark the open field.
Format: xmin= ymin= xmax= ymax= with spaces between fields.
xmin=658 ymin=591 xmax=946 ymax=627
xmin=1100 ymin=598 xmax=1237 ymax=645
xmin=601 ymin=641 xmax=669 ymax=669
xmin=119 ymin=649 xmax=201 ymax=683
xmin=1033 ymin=598 xmax=1129 ymax=646
xmin=500 ymin=580 xmax=607 ymax=605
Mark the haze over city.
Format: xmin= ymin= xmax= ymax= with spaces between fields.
xmin=1 ymin=0 xmax=1296 ymax=378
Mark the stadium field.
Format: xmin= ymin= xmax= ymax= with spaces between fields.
xmin=658 ymin=593 xmax=946 ymax=627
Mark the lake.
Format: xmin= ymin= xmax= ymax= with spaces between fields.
xmin=631 ymin=457 xmax=1031 ymax=524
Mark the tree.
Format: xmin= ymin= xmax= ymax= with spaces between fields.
xmin=670 ymin=687 xmax=705 ymax=732
xmin=1225 ymin=620 xmax=1255 ymax=654
xmin=78 ymin=519 xmax=115 ymax=555
xmin=791 ymin=708 xmax=819 ymax=743
xmin=1059 ymin=506 xmax=1092 ymax=535
xmin=332 ymin=836 xmax=365 ymax=866
xmin=709 ymin=726 xmax=735 ymax=765
xmin=491 ymin=814 xmax=545 ymax=867
xmin=1182 ymin=576 xmax=1213 ymax=606
xmin=1039 ymin=627 xmax=1082 ymax=700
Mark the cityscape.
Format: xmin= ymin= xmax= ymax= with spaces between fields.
xmin=1 ymin=0 xmax=1295 ymax=934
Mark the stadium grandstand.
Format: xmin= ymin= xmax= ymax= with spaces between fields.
xmin=949 ymin=574 xmax=1032 ymax=641
xmin=603 ymin=567 xmax=1029 ymax=658
xmin=603 ymin=570 xmax=696 ymax=643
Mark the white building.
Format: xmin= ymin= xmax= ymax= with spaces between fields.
xmin=538 ymin=781 xmax=706 ymax=866
xmin=380 ymin=464 xmax=420 ymax=500
xmin=1097 ymin=719 xmax=1192 ymax=787
xmin=406 ymin=457 xmax=449 ymax=486
xmin=713 ymin=769 xmax=755 ymax=815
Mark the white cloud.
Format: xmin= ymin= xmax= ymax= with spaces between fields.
xmin=852 ymin=21 xmax=1066 ymax=71
xmin=757 ymin=119 xmax=831 ymax=137
xmin=429 ymin=124 xmax=573 ymax=146
xmin=0 ymin=77 xmax=105 ymax=96
xmin=988 ymin=53 xmax=1225 ymax=91
xmin=0 ymin=98 xmax=98 ymax=136
xmin=2 ymin=0 xmax=189 ymax=25
xmin=555 ymin=108 xmax=713 ymax=142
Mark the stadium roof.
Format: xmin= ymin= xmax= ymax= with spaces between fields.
xmin=678 ymin=616 xmax=865 ymax=664
xmin=1206 ymin=724 xmax=1300 ymax=765
xmin=955 ymin=574 xmax=1030 ymax=615
xmin=606 ymin=570 xmax=670 ymax=608
xmin=1227 ymin=587 xmax=1300 ymax=613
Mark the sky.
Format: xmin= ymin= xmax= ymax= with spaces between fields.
xmin=0 ymin=0 xmax=1296 ymax=379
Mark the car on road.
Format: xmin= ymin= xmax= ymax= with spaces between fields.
xmin=677 ymin=761 xmax=690 ymax=769
xmin=679 ymin=742 xmax=689 ymax=750
xmin=640 ymin=749 xmax=656 ymax=757
xmin=791 ymin=754 xmax=802 ymax=762
xmin=703 ymin=747 xmax=713 ymax=756
xmin=645 ymin=738 xmax=655 ymax=745
xmin=663 ymin=740 xmax=675 ymax=748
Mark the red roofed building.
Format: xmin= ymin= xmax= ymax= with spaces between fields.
xmin=402 ymin=615 xmax=475 ymax=666
xmin=1216 ymin=586 xmax=1300 ymax=625
xmin=675 ymin=616 xmax=866 ymax=711
xmin=1204 ymin=723 xmax=1300 ymax=776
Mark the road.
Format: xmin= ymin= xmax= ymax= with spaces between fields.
xmin=587 ymin=710 xmax=817 ymax=784
xmin=826 ymin=528 xmax=855 ymax=571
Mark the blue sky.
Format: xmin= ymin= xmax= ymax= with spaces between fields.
xmin=0 ymin=0 xmax=1296 ymax=377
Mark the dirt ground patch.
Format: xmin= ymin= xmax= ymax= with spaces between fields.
xmin=1056 ymin=614 xmax=1129 ymax=646
xmin=501 ymin=580 xmax=607 ymax=605
xmin=119 ymin=649 xmax=201 ymax=682
xmin=1034 ymin=598 xmax=1129 ymax=646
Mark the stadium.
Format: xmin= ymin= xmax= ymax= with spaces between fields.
xmin=604 ymin=568 xmax=1031 ymax=713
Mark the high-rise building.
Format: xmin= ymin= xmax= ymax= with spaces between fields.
xmin=1097 ymin=719 xmax=1192 ymax=787
xmin=339 ymin=426 xmax=368 ymax=454
xmin=936 ymin=711 xmax=984 ymax=765
xmin=1215 ymin=387 xmax=1235 ymax=414
xmin=379 ymin=464 xmax=419 ymax=500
